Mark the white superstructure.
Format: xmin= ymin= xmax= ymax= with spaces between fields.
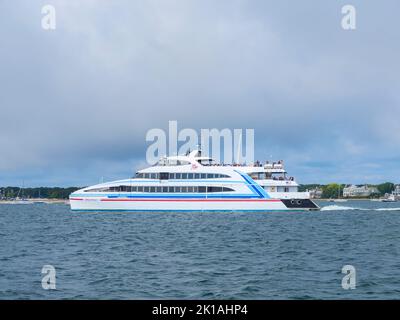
xmin=69 ymin=150 xmax=319 ymax=212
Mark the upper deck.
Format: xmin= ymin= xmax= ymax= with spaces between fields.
xmin=136 ymin=149 xmax=295 ymax=185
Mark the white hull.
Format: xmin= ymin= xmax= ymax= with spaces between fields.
xmin=70 ymin=197 xmax=292 ymax=212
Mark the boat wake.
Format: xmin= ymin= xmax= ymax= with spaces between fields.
xmin=374 ymin=207 xmax=400 ymax=211
xmin=320 ymin=205 xmax=360 ymax=211
xmin=321 ymin=205 xmax=400 ymax=212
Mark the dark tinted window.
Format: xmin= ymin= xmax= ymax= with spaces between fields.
xmin=162 ymin=173 xmax=230 ymax=179
xmin=86 ymin=185 xmax=234 ymax=193
xmin=206 ymin=186 xmax=234 ymax=192
xmin=160 ymin=172 xmax=169 ymax=180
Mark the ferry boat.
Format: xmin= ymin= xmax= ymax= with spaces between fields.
xmin=69 ymin=150 xmax=319 ymax=212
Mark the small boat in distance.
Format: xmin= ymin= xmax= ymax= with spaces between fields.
xmin=69 ymin=149 xmax=320 ymax=212
xmin=382 ymin=194 xmax=397 ymax=203
xmin=11 ymin=184 xmax=34 ymax=204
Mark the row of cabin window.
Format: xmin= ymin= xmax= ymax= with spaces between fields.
xmin=156 ymin=160 xmax=191 ymax=166
xmin=135 ymin=173 xmax=230 ymax=179
xmin=87 ymin=186 xmax=234 ymax=193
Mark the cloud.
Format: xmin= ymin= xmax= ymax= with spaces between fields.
xmin=0 ymin=0 xmax=399 ymax=186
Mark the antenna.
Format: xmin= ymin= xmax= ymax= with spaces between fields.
xmin=196 ymin=144 xmax=202 ymax=157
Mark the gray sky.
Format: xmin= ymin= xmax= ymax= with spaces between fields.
xmin=0 ymin=0 xmax=399 ymax=186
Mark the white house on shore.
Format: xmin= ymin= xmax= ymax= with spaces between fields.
xmin=343 ymin=185 xmax=379 ymax=198
xmin=309 ymin=188 xmax=323 ymax=199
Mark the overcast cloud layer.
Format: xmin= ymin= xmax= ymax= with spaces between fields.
xmin=0 ymin=0 xmax=399 ymax=186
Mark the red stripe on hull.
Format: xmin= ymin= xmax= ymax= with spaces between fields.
xmin=114 ymin=199 xmax=279 ymax=202
xmin=69 ymin=198 xmax=281 ymax=202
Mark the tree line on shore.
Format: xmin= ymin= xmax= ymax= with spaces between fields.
xmin=0 ymin=182 xmax=396 ymax=200
xmin=0 ymin=187 xmax=80 ymax=200
xmin=299 ymin=182 xmax=396 ymax=199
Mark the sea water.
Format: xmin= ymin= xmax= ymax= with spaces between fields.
xmin=0 ymin=200 xmax=399 ymax=299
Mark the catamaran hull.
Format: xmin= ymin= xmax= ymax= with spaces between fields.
xmin=69 ymin=197 xmax=317 ymax=212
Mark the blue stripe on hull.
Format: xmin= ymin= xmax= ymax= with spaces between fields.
xmin=70 ymin=209 xmax=307 ymax=213
xmin=234 ymin=170 xmax=269 ymax=198
xmin=71 ymin=194 xmax=263 ymax=199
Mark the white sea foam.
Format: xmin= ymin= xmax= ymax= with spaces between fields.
xmin=374 ymin=208 xmax=400 ymax=211
xmin=321 ymin=205 xmax=400 ymax=212
xmin=320 ymin=205 xmax=360 ymax=211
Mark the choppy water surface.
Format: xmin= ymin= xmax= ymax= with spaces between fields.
xmin=1 ymin=200 xmax=400 ymax=299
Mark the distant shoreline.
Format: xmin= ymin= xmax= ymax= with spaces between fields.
xmin=0 ymin=198 xmax=386 ymax=204
xmin=0 ymin=199 xmax=69 ymax=204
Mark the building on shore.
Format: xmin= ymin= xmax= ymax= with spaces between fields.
xmin=392 ymin=185 xmax=400 ymax=200
xmin=309 ymin=188 xmax=323 ymax=199
xmin=343 ymin=185 xmax=379 ymax=198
